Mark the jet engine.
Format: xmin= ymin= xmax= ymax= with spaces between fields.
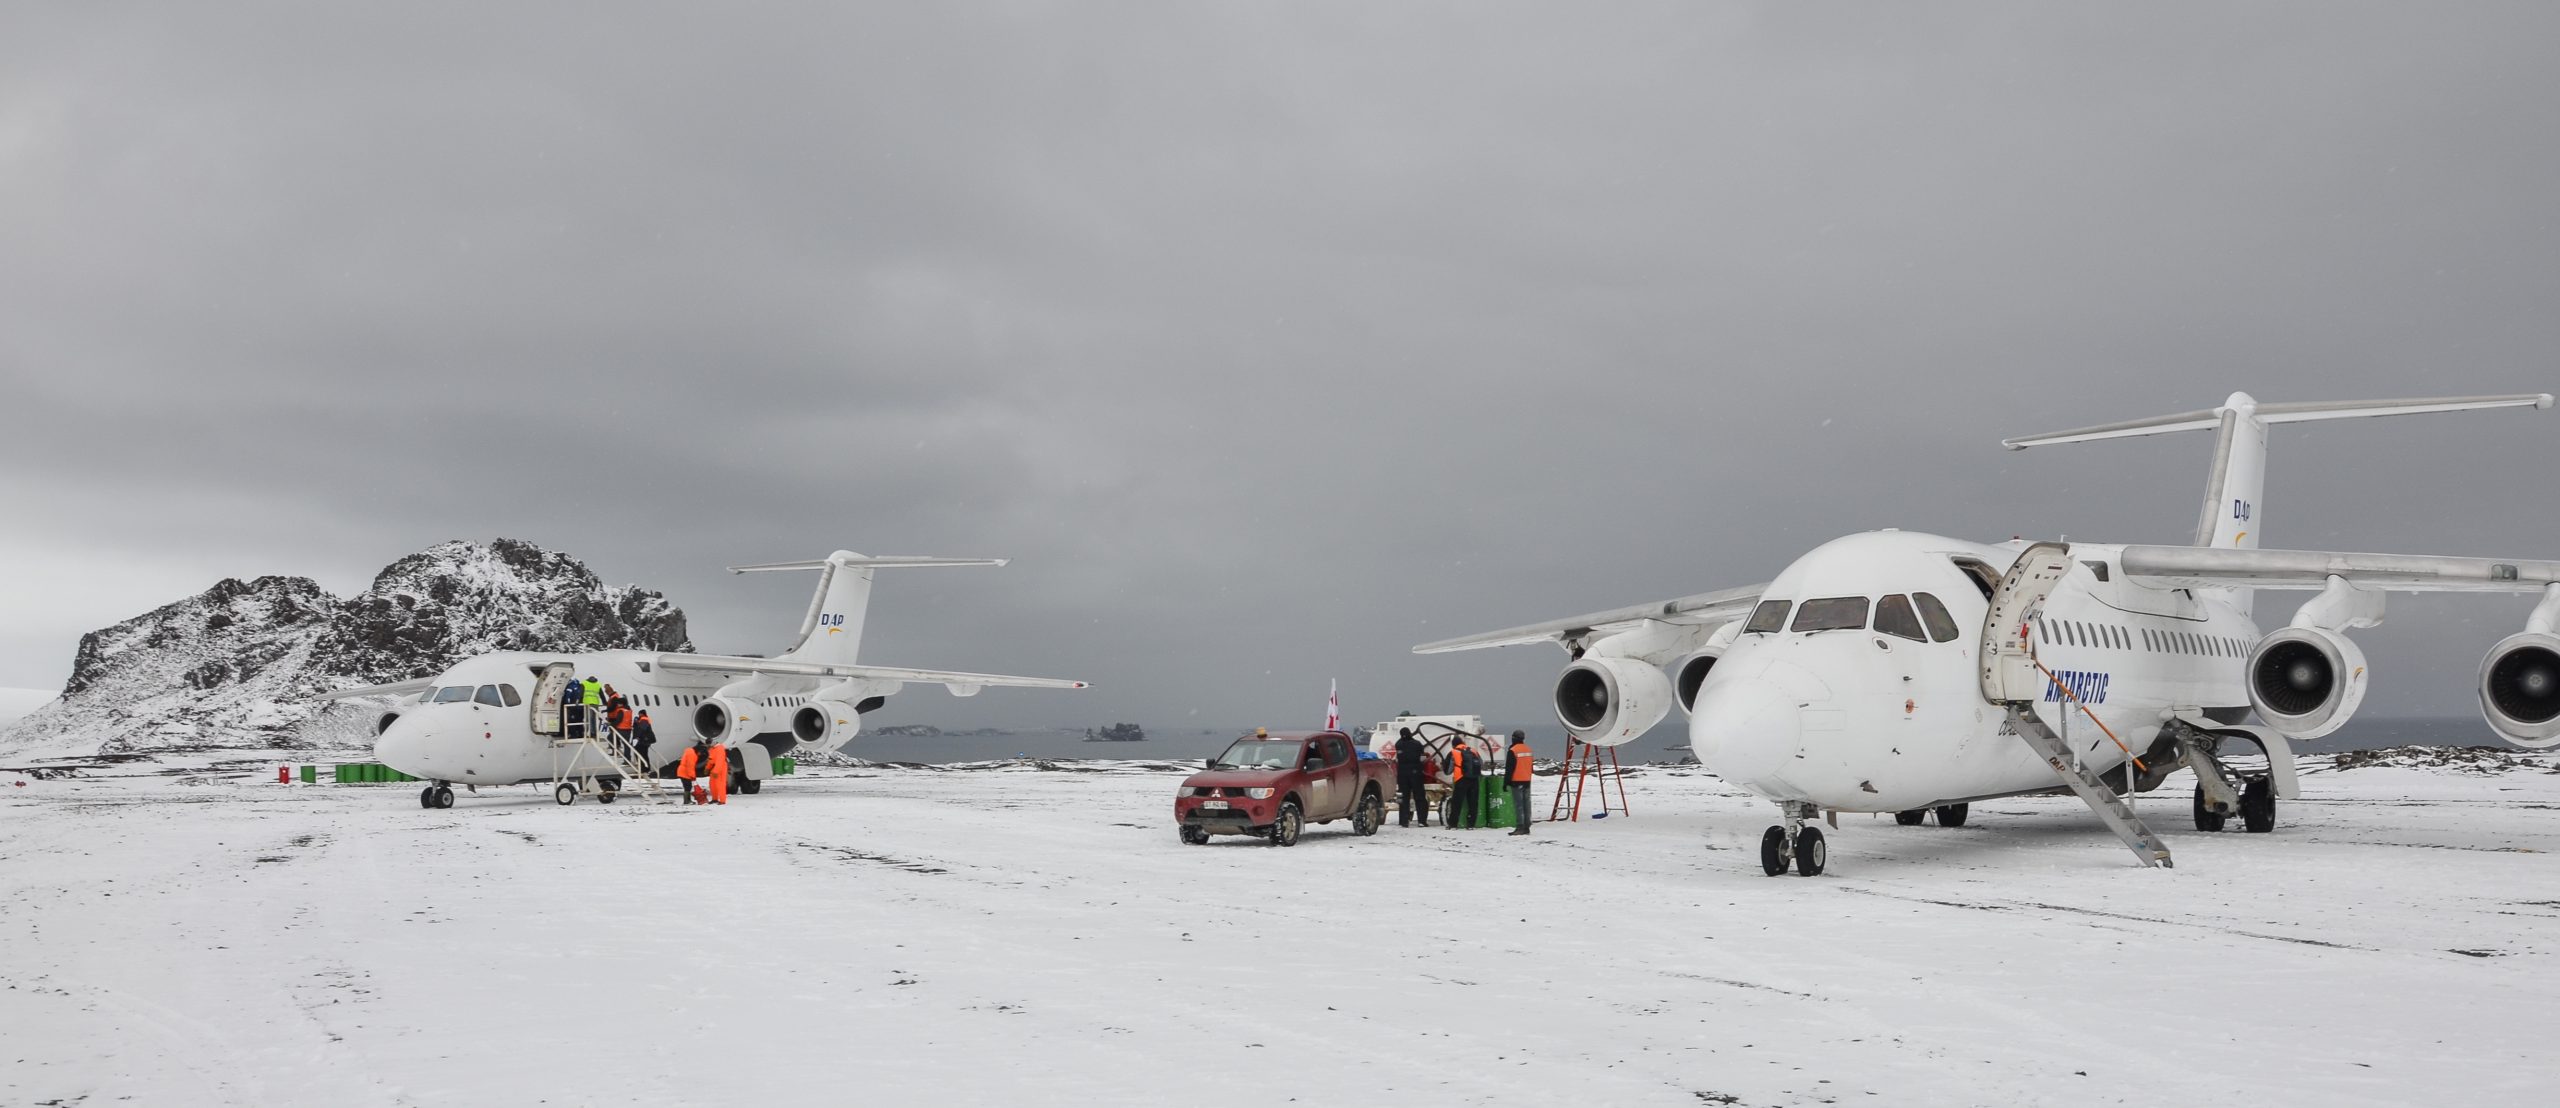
xmin=692 ymin=696 xmax=761 ymax=743
xmin=790 ymin=699 xmax=866 ymax=749
xmin=1673 ymin=648 xmax=1723 ymax=715
xmin=375 ymin=711 xmax=401 ymax=736
xmin=1553 ymin=656 xmax=1674 ymax=746
xmin=2246 ymin=626 xmax=2368 ymax=740
xmin=2478 ymin=632 xmax=2560 ymax=749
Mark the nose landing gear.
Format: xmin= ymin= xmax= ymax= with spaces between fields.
xmin=418 ymin=782 xmax=455 ymax=809
xmin=1759 ymin=801 xmax=1828 ymax=876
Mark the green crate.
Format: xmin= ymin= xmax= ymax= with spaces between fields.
xmin=299 ymin=765 xmax=316 ymax=784
xmin=776 ymin=757 xmax=795 ymax=776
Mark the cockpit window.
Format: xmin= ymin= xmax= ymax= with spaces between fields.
xmin=1913 ymin=592 xmax=1960 ymax=642
xmin=432 ymin=686 xmax=474 ymax=704
xmin=1790 ymin=596 xmax=1869 ymax=632
xmin=1874 ymin=595 xmax=1926 ymax=641
xmin=1743 ymin=600 xmax=1792 ymax=634
xmin=473 ymin=684 xmax=505 ymax=707
xmin=500 ymin=684 xmax=523 ymax=707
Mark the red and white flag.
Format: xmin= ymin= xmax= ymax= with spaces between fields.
xmin=1325 ymin=679 xmax=1339 ymax=731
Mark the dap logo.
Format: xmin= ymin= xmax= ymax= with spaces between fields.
xmin=820 ymin=613 xmax=849 ymax=635
xmin=2232 ymin=499 xmax=2254 ymax=522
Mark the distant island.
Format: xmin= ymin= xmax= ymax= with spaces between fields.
xmin=872 ymin=725 xmax=1014 ymax=738
xmin=1084 ymin=722 xmax=1146 ymax=743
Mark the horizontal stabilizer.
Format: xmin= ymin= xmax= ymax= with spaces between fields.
xmin=729 ymin=556 xmax=1006 ymax=573
xmin=2004 ymin=393 xmax=2549 ymax=450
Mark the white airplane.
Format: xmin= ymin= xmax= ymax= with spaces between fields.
xmin=1418 ymin=392 xmax=2560 ymax=875
xmin=321 ymin=551 xmax=1087 ymax=808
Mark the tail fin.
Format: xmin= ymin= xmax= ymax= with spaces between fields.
xmin=729 ymin=552 xmax=1007 ymax=667
xmin=2005 ymin=392 xmax=2551 ymax=550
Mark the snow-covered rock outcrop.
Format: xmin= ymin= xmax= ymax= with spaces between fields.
xmin=0 ymin=539 xmax=690 ymax=756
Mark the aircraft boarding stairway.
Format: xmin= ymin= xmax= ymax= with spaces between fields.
xmin=549 ymin=711 xmax=672 ymax=805
xmin=1981 ymin=543 xmax=2174 ymax=868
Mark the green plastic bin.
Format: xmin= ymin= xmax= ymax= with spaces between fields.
xmin=299 ymin=765 xmax=315 ymax=784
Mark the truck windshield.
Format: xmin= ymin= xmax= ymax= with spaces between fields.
xmin=1211 ymin=740 xmax=1307 ymax=770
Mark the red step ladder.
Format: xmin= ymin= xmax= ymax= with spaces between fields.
xmin=1547 ymin=735 xmax=1630 ymax=821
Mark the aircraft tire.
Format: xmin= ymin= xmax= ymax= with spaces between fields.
xmin=431 ymin=785 xmax=454 ymax=809
xmin=418 ymin=786 xmax=436 ymax=809
xmin=1894 ymin=809 xmax=1926 ymax=826
xmin=1269 ymin=801 xmax=1303 ymax=847
xmin=2240 ymin=777 xmax=2276 ymax=834
xmin=1933 ymin=803 xmax=1969 ymax=828
xmin=1759 ymin=827 xmax=1790 ymax=876
xmin=740 ymin=777 xmax=761 ymax=795
xmin=554 ymin=782 xmax=577 ymax=806
xmin=1793 ymin=826 xmax=1827 ymax=877
xmin=2193 ymin=784 xmax=2228 ymax=832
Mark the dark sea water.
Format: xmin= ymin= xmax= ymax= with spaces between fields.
xmin=842 ymin=717 xmax=2502 ymax=765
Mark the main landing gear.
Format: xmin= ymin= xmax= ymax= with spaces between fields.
xmin=418 ymin=782 xmax=455 ymax=809
xmin=1760 ymin=801 xmax=1826 ymax=877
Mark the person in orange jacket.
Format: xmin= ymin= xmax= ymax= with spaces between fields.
xmin=1505 ymin=730 xmax=1536 ymax=836
xmin=675 ymin=741 xmax=701 ymax=805
xmin=706 ymin=743 xmax=731 ymax=805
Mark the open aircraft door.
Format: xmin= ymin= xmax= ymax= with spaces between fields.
xmin=531 ymin=661 xmax=575 ymax=736
xmin=1979 ymin=542 xmax=2073 ymax=704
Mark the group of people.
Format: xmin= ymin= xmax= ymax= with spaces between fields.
xmin=556 ymin=675 xmax=732 ymax=805
xmin=1390 ymin=727 xmax=1536 ymax=836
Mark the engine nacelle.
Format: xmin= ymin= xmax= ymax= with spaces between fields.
xmin=375 ymin=711 xmax=401 ymax=737
xmin=790 ymin=699 xmax=866 ymax=749
xmin=2478 ymin=632 xmax=2560 ymax=749
xmin=1553 ymin=657 xmax=1675 ymax=746
xmin=692 ymin=696 xmax=761 ymax=743
xmin=2246 ymin=626 xmax=2368 ymax=740
xmin=1673 ymin=648 xmax=1723 ymax=715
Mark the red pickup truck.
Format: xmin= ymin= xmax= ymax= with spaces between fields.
xmin=1175 ymin=730 xmax=1395 ymax=846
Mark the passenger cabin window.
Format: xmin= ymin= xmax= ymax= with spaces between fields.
xmin=1874 ymin=595 xmax=1926 ymax=642
xmin=473 ymin=684 xmax=505 ymax=707
xmin=433 ymin=686 xmax=474 ymax=704
xmin=1744 ymin=600 xmax=1792 ymax=634
xmin=1913 ymin=592 xmax=1960 ymax=643
xmin=1791 ymin=597 xmax=1869 ymax=632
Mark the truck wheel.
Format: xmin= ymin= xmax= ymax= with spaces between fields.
xmin=1353 ymin=792 xmax=1384 ymax=836
xmin=1178 ymin=825 xmax=1210 ymax=845
xmin=1269 ymin=801 xmax=1303 ymax=847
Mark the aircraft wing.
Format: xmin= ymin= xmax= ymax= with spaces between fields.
xmin=1412 ymin=583 xmax=1767 ymax=654
xmin=651 ymin=653 xmax=1089 ymax=691
xmin=2120 ymin=545 xmax=2560 ymax=594
xmin=312 ymin=679 xmax=435 ymax=701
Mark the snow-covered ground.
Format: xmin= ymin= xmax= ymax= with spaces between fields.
xmin=3 ymin=753 xmax=2554 ymax=1106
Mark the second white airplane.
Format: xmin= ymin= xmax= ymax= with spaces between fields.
xmin=1419 ymin=393 xmax=2560 ymax=875
xmin=324 ymin=551 xmax=1087 ymax=808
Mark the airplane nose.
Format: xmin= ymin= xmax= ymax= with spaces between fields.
xmin=374 ymin=716 xmax=432 ymax=779
xmin=1689 ymin=677 xmax=1801 ymax=788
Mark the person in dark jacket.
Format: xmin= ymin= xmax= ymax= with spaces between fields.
xmin=1505 ymin=730 xmax=1535 ymax=835
xmin=1393 ymin=727 xmax=1429 ymax=827
xmin=1446 ymin=739 xmax=1480 ymax=829
xmin=630 ymin=710 xmax=657 ymax=768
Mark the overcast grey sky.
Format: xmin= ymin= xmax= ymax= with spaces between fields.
xmin=4 ymin=3 xmax=2557 ymax=732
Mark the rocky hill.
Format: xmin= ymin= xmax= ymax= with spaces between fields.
xmin=0 ymin=539 xmax=690 ymax=757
